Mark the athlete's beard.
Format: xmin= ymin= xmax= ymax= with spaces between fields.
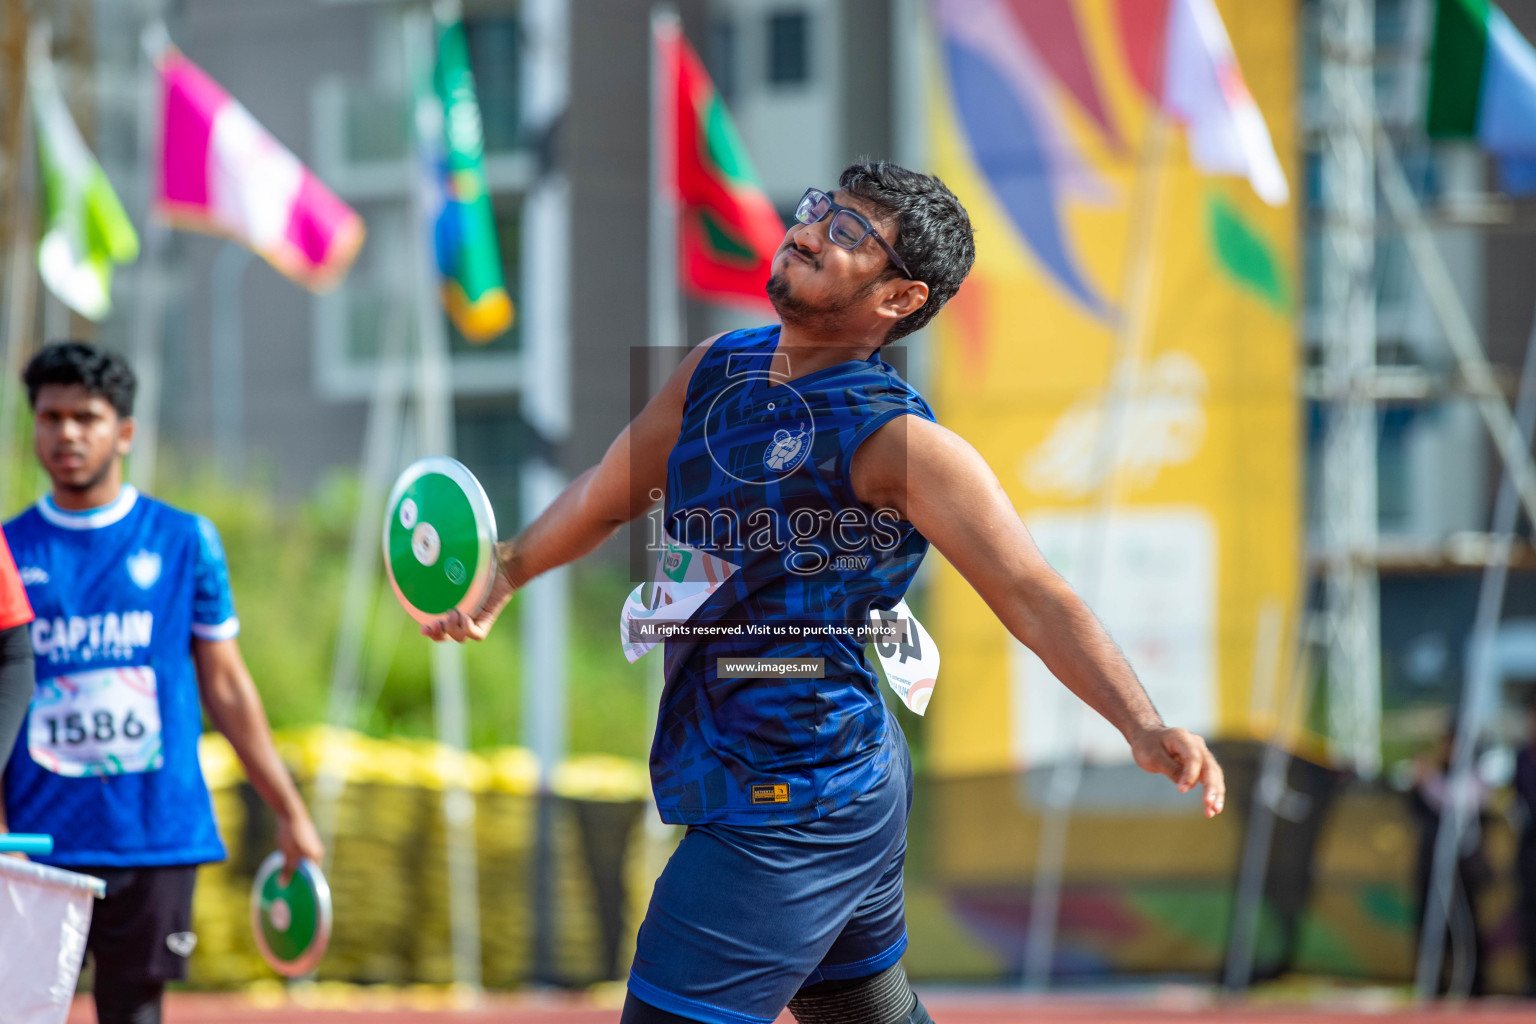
xmin=765 ymin=270 xmax=869 ymax=335
xmin=52 ymin=451 xmax=117 ymax=501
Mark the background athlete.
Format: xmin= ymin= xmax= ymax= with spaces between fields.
xmin=0 ymin=342 xmax=323 ymax=1024
xmin=425 ymin=162 xmax=1225 ymax=1024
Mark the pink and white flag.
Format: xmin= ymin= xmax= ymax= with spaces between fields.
xmin=1114 ymin=0 xmax=1289 ymax=206
xmin=157 ymin=50 xmax=363 ymax=291
xmin=1162 ymin=0 xmax=1289 ymax=206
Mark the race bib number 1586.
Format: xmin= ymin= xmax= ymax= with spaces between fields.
xmin=28 ymin=666 xmax=164 ymax=777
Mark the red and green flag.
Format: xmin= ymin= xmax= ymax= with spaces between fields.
xmin=1428 ymin=0 xmax=1536 ymax=194
xmin=658 ymin=22 xmax=783 ymax=310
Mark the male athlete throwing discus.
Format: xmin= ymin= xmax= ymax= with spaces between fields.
xmin=0 ymin=343 xmax=323 ymax=1024
xmin=424 ymin=162 xmax=1225 ymax=1024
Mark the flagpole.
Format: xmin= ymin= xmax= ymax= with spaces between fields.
xmin=891 ymin=0 xmax=932 ymax=397
xmin=0 ymin=173 xmax=34 ymax=517
xmin=1022 ymin=110 xmax=1172 ymax=990
xmin=35 ymin=23 xmax=65 ymax=349
xmin=209 ymin=241 xmax=252 ymax=480
xmin=313 ymin=295 xmax=410 ymax=865
xmin=520 ymin=0 xmax=573 ymax=985
xmin=1222 ymin=606 xmax=1316 ymax=991
xmin=1377 ymin=151 xmax=1536 ymax=986
xmin=1377 ymin=133 xmax=1536 ymax=538
xmin=404 ymin=5 xmax=482 ymax=996
xmin=0 ymin=14 xmax=33 ymax=517
xmin=643 ymin=2 xmax=683 ymax=869
xmin=34 ymin=20 xmax=62 ymax=349
xmin=649 ymin=7 xmax=682 ymax=366
xmin=1414 ymin=305 xmax=1536 ymax=999
xmin=128 ymin=21 xmax=169 ymax=493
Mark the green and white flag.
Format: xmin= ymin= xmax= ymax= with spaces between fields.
xmin=420 ymin=4 xmax=512 ymax=343
xmin=1428 ymin=0 xmax=1536 ymax=194
xmin=30 ymin=35 xmax=139 ymax=321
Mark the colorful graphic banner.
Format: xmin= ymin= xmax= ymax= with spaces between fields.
xmin=925 ymin=0 xmax=1300 ymax=776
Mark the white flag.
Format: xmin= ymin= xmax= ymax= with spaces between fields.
xmin=1164 ymin=0 xmax=1290 ymax=206
xmin=0 ymin=857 xmax=104 ymax=1024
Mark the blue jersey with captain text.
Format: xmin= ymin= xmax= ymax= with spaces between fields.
xmin=654 ymin=325 xmax=934 ymax=825
xmin=2 ymin=486 xmax=235 ymax=867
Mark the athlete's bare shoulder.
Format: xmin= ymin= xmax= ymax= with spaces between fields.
xmin=850 ymin=413 xmax=979 ymax=518
xmin=656 ymin=332 xmax=727 ymax=400
xmin=687 ymin=331 xmax=728 ymax=364
xmin=627 ymin=333 xmax=731 ymax=464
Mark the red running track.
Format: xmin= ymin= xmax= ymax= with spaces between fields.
xmin=63 ymin=991 xmax=1536 ymax=1024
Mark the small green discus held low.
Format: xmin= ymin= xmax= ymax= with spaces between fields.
xmin=250 ymin=851 xmax=333 ymax=977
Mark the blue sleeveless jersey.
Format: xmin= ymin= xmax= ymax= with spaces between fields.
xmin=653 ymin=325 xmax=934 ymax=825
xmin=2 ymin=486 xmax=233 ymax=867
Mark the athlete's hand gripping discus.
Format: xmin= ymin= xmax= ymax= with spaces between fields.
xmin=250 ymin=851 xmax=333 ymax=977
xmin=383 ymin=456 xmax=499 ymax=625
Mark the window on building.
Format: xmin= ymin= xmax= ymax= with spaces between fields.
xmin=1376 ymin=406 xmax=1413 ymax=532
xmin=343 ymin=90 xmax=409 ymax=164
xmin=455 ymin=398 xmax=529 ymax=527
xmin=465 ymin=15 xmax=521 ymax=153
xmin=767 ymin=10 xmax=809 ymax=87
xmin=707 ymin=18 xmax=738 ymax=102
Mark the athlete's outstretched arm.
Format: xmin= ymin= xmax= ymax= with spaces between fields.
xmin=853 ymin=416 xmax=1225 ymax=817
xmin=424 ymin=336 xmax=722 ymax=643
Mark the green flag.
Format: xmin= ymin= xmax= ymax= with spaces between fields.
xmin=427 ymin=7 xmax=512 ymax=343
xmin=31 ymin=37 xmax=138 ymax=322
xmin=1427 ymin=0 xmax=1536 ymax=193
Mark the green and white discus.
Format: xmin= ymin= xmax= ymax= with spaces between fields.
xmin=382 ymin=456 xmax=499 ymax=625
xmin=250 ymin=852 xmax=333 ymax=977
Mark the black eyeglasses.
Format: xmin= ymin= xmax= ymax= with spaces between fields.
xmin=793 ymin=188 xmax=912 ymax=279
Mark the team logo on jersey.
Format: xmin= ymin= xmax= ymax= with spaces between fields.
xmin=18 ymin=566 xmax=47 ymax=586
xmin=127 ymin=549 xmax=162 ymax=589
xmin=764 ymin=426 xmax=811 ymax=475
xmin=166 ymin=931 xmax=198 ymax=957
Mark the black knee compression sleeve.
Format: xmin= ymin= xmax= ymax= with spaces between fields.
xmin=93 ymin=978 xmax=164 ymax=1024
xmin=620 ymin=990 xmax=705 ymax=1024
xmin=788 ymin=963 xmax=929 ymax=1024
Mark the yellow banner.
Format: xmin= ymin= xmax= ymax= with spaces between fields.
xmin=925 ymin=0 xmax=1299 ymax=776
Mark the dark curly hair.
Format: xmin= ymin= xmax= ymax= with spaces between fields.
xmin=24 ymin=341 xmax=137 ymax=418
xmin=838 ymin=161 xmax=976 ymax=342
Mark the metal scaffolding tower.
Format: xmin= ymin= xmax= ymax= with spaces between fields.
xmin=1319 ymin=0 xmax=1382 ymax=778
